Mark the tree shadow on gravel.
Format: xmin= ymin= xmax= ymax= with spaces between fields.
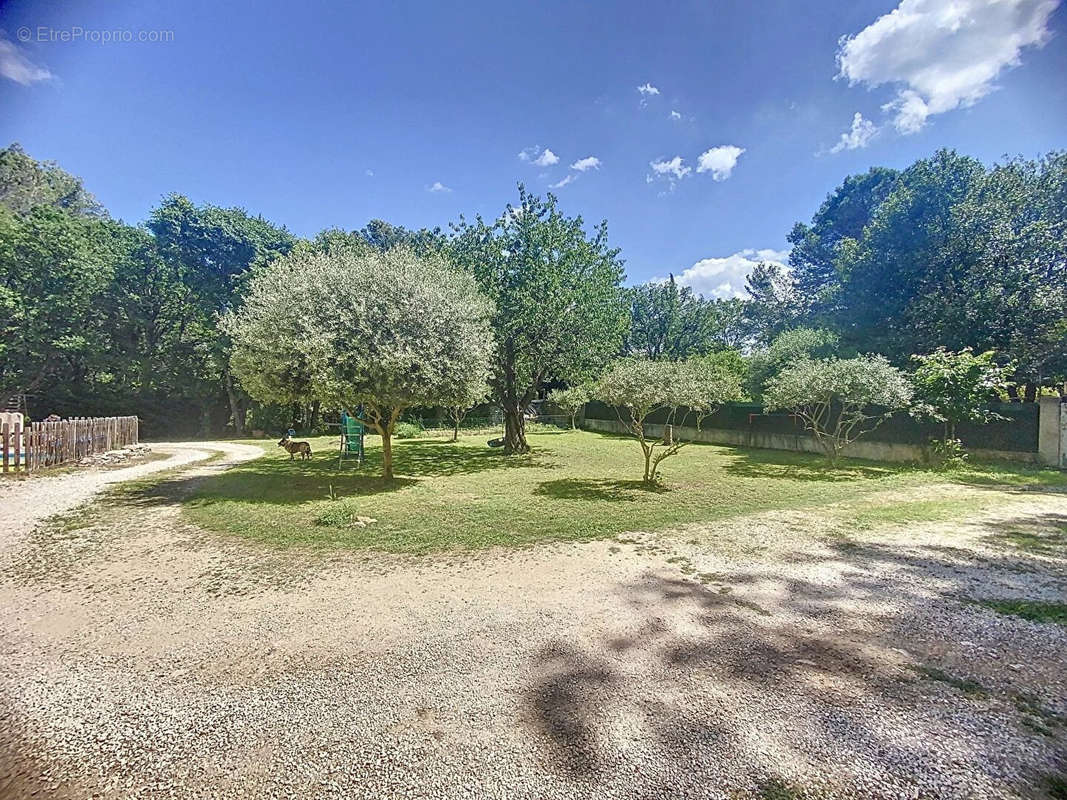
xmin=523 ymin=530 xmax=1067 ymax=796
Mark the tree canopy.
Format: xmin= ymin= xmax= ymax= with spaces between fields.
xmin=765 ymin=148 xmax=1067 ymax=394
xmin=227 ymin=246 xmax=493 ymax=478
xmin=763 ymin=356 xmax=913 ymax=465
xmin=449 ymin=185 xmax=627 ymax=453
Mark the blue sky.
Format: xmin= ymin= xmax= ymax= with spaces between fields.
xmin=1 ymin=0 xmax=1064 ymax=294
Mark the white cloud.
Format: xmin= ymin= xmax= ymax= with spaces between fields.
xmin=696 ymin=145 xmax=745 ymax=180
xmin=534 ymin=148 xmax=559 ymax=167
xmin=674 ymin=248 xmax=790 ymax=299
xmin=427 ymin=181 xmax=452 ymax=193
xmin=518 ymin=145 xmax=559 ymax=166
xmin=550 ymin=174 xmax=578 ymax=188
xmin=649 ymin=156 xmax=691 ymax=181
xmin=829 ymin=112 xmax=879 ymax=152
xmin=669 ymin=110 xmax=682 ymax=120
xmin=570 ymin=156 xmax=601 ymax=172
xmin=837 ymin=0 xmax=1058 ymax=134
xmin=0 ymin=34 xmax=54 ymax=85
xmin=365 ymin=169 xmax=375 ymax=177
xmin=637 ymin=82 xmax=660 ymax=96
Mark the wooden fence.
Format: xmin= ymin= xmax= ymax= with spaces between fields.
xmin=1 ymin=416 xmax=139 ymax=474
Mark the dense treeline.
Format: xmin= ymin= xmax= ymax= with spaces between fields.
xmin=0 ymin=143 xmax=1063 ymax=439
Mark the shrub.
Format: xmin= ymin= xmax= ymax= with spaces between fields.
xmin=910 ymin=347 xmax=1010 ymax=441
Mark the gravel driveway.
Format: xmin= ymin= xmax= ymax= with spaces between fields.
xmin=1 ymin=445 xmax=1065 ymax=799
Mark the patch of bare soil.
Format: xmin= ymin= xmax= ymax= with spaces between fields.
xmin=1 ymin=455 xmax=1065 ymax=799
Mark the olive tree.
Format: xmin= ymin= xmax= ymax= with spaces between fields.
xmin=763 ymin=356 xmax=912 ymax=466
xmin=227 ymin=246 xmax=493 ymax=478
xmin=546 ymin=383 xmax=593 ymax=429
xmin=595 ymin=357 xmax=742 ymax=483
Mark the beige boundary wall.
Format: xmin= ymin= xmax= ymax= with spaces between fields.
xmin=581 ymin=413 xmax=1061 ymax=466
xmin=1038 ymin=397 xmax=1066 ymax=469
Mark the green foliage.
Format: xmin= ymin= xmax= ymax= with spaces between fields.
xmin=926 ymin=437 xmax=968 ymax=469
xmin=449 ymin=185 xmax=627 ymax=454
xmin=624 ymin=276 xmax=749 ymax=358
xmin=595 ymin=357 xmax=742 ymax=481
xmin=227 ymin=246 xmax=493 ymax=478
xmin=763 ymin=356 xmax=912 ymax=465
xmin=546 ymin=383 xmax=594 ymax=428
xmin=910 ymin=348 xmax=1009 ymax=440
xmin=0 ymin=142 xmax=106 ymax=218
xmin=744 ymin=261 xmax=800 ymax=345
xmin=392 ymin=421 xmax=423 ymax=439
xmin=745 ymin=327 xmax=840 ymax=401
xmin=0 ymin=205 xmax=117 ymax=402
xmin=778 ymin=148 xmax=1067 ymax=391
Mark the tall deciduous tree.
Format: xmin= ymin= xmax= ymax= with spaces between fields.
xmin=745 ymin=327 xmax=841 ymax=401
xmin=0 ymin=142 xmax=106 ymax=218
xmin=625 ymin=277 xmax=749 ymax=358
xmin=227 ymin=247 xmax=493 ymax=479
xmin=0 ymin=206 xmax=116 ymax=404
xmin=450 ymin=185 xmax=627 ymax=454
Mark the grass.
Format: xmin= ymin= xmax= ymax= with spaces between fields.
xmin=991 ymin=523 xmax=1067 ymax=557
xmin=851 ymin=497 xmax=993 ymax=528
xmin=974 ymin=599 xmax=1067 ymax=626
xmin=912 ymin=665 xmax=989 ymax=698
xmin=162 ymin=430 xmax=1067 ymax=555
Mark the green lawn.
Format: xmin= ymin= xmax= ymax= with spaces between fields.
xmin=175 ymin=430 xmax=1067 ymax=554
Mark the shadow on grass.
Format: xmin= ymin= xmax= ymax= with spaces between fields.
xmin=983 ymin=513 xmax=1067 ymax=557
xmin=534 ymin=478 xmax=670 ymax=502
xmin=117 ymin=437 xmax=553 ymax=510
xmin=719 ymin=447 xmax=907 ymax=483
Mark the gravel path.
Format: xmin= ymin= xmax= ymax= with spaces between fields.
xmin=0 ymin=441 xmax=262 ymax=556
xmin=0 ymin=449 xmax=1065 ymax=799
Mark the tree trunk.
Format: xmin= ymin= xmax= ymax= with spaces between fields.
xmin=381 ymin=429 xmax=394 ymax=479
xmin=570 ymin=410 xmax=577 ymax=430
xmin=502 ymin=402 xmax=530 ymax=454
xmin=224 ymin=371 xmax=246 ymax=436
xmin=1006 ymin=384 xmax=1020 ymax=403
xmin=451 ymin=420 xmax=459 ymax=442
xmin=1024 ymin=383 xmax=1038 ymax=403
xmin=309 ymin=400 xmax=320 ymax=432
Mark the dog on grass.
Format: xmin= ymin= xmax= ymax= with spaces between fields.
xmin=278 ymin=436 xmax=312 ymax=460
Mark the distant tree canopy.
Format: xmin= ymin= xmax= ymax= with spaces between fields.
xmin=0 ymin=143 xmax=106 ymax=218
xmin=624 ymin=277 xmax=749 ymax=359
xmin=775 ymin=149 xmax=1067 ymax=395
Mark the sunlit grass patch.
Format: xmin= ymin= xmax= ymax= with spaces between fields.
xmin=172 ymin=430 xmax=1067 ymax=555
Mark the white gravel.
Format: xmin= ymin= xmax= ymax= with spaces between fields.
xmin=0 ymin=449 xmax=1065 ymax=799
xmin=0 ymin=441 xmax=261 ymax=556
